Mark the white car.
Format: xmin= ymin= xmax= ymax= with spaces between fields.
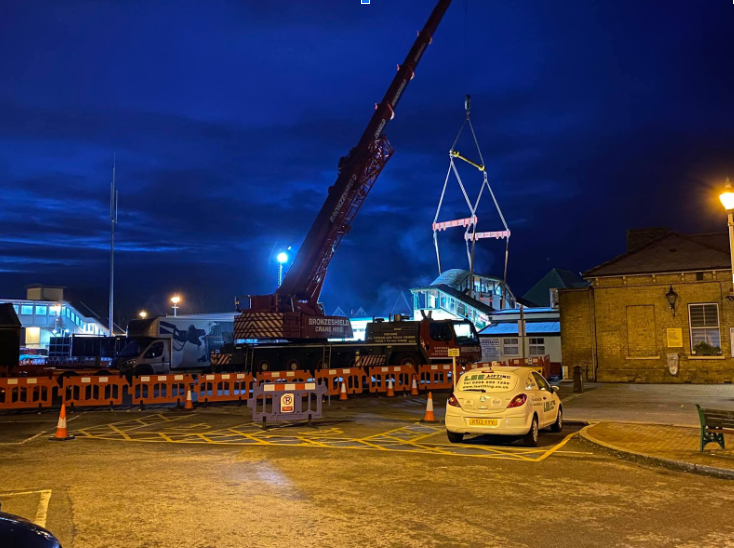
xmin=445 ymin=367 xmax=563 ymax=447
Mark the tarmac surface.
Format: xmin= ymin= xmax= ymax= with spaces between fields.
xmin=2 ymin=387 xmax=734 ymax=547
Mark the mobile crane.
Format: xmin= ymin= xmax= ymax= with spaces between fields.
xmin=220 ymin=0 xmax=481 ymax=372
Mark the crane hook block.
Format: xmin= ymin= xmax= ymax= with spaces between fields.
xmin=464 ymin=94 xmax=471 ymax=119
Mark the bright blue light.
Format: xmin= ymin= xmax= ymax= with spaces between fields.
xmin=277 ymin=252 xmax=289 ymax=264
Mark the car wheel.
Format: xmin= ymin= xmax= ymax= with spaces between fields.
xmin=551 ymin=406 xmax=563 ymax=432
xmin=523 ymin=416 xmax=539 ymax=447
xmin=446 ymin=430 xmax=463 ymax=444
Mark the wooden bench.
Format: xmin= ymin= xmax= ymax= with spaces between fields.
xmin=696 ymin=404 xmax=734 ymax=451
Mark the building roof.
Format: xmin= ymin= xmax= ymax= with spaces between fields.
xmin=522 ymin=268 xmax=588 ymax=307
xmin=480 ymin=321 xmax=561 ymax=336
xmin=429 ymin=269 xmax=503 ymax=290
xmin=584 ymin=232 xmax=731 ymax=278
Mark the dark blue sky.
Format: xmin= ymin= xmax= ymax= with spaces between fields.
xmin=1 ymin=0 xmax=732 ymax=322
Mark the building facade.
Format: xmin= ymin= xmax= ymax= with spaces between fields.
xmin=559 ymin=229 xmax=734 ymax=383
xmin=0 ymin=285 xmax=110 ymax=351
xmin=478 ymin=308 xmax=561 ymax=364
xmin=411 ymin=269 xmax=516 ymax=330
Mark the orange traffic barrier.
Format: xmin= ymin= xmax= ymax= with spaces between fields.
xmin=132 ymin=374 xmax=194 ymax=409
xmin=0 ymin=377 xmax=56 ymax=410
xmin=61 ymin=375 xmax=128 ymax=409
xmin=368 ymin=365 xmax=415 ymax=394
xmin=418 ymin=364 xmax=453 ymax=391
xmin=257 ymin=370 xmax=313 ymax=385
xmin=196 ymin=373 xmax=253 ymax=405
xmin=49 ymin=403 xmax=75 ymax=441
xmin=410 ymin=375 xmax=419 ymax=396
xmin=315 ymin=368 xmax=367 ymax=396
xmin=422 ymin=392 xmax=436 ymax=422
xmin=339 ymin=381 xmax=348 ymax=401
xmin=386 ymin=378 xmax=395 ymax=397
xmin=184 ymin=389 xmax=194 ymax=410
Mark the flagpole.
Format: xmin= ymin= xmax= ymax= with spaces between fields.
xmin=109 ymin=155 xmax=118 ymax=335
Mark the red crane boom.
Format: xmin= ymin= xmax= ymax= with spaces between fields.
xmin=237 ymin=0 xmax=453 ymax=341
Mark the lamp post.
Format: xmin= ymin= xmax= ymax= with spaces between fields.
xmin=171 ymin=295 xmax=181 ymax=317
xmin=277 ymin=252 xmax=289 ymax=288
xmin=719 ymin=178 xmax=734 ymax=298
xmin=139 ymin=310 xmax=148 ymax=319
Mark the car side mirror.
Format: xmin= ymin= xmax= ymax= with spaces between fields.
xmin=552 ymin=386 xmax=560 ymax=393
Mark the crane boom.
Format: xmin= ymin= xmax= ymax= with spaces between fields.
xmin=240 ymin=0 xmax=453 ymax=341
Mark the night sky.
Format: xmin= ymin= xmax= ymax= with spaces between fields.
xmin=1 ymin=0 xmax=733 ymax=323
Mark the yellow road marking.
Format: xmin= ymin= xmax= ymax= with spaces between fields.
xmin=534 ymin=431 xmax=577 ymax=462
xmin=108 ymin=424 xmax=132 ymax=441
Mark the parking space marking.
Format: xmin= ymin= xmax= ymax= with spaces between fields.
xmin=76 ymin=417 xmax=581 ymax=462
xmin=0 ymin=489 xmax=52 ymax=528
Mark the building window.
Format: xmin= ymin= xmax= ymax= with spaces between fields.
xmin=503 ymin=338 xmax=519 ymax=356
xmin=20 ymin=305 xmax=34 ymax=315
xmin=689 ymin=303 xmax=721 ymax=355
xmin=529 ymin=337 xmax=545 ymax=356
xmin=35 ymin=305 xmax=47 ymax=315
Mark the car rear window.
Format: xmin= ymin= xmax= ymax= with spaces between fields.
xmin=458 ymin=371 xmax=519 ymax=392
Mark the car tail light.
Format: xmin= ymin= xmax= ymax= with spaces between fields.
xmin=507 ymin=393 xmax=527 ymax=408
xmin=447 ymin=394 xmax=461 ymax=408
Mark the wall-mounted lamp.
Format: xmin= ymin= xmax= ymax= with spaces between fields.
xmin=665 ymin=285 xmax=678 ymax=316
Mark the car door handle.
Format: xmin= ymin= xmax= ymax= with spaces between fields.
xmin=542 ymin=397 xmax=547 ymax=400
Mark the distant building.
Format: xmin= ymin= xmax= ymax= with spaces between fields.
xmin=522 ymin=268 xmax=588 ymax=308
xmin=0 ymin=285 xmax=113 ymax=351
xmin=411 ymin=269 xmax=516 ymax=330
xmin=478 ymin=308 xmax=561 ymax=365
xmin=559 ymin=228 xmax=734 ymax=383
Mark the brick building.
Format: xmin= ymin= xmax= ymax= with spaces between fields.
xmin=559 ymin=228 xmax=734 ymax=383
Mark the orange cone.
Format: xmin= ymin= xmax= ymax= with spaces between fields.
xmin=422 ymin=392 xmax=436 ymax=423
xmin=386 ymin=377 xmax=395 ymax=397
xmin=339 ymin=381 xmax=348 ymax=401
xmin=184 ymin=389 xmax=194 ymax=411
xmin=49 ymin=403 xmax=75 ymax=441
xmin=410 ymin=375 xmax=419 ymax=396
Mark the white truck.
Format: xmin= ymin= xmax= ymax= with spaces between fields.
xmin=116 ymin=315 xmax=235 ymax=376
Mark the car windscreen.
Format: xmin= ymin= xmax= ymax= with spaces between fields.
xmin=117 ymin=338 xmax=154 ymax=358
xmin=458 ymin=371 xmax=519 ymax=392
xmin=453 ymin=322 xmax=478 ymax=345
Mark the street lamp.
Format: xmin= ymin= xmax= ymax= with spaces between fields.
xmin=719 ymin=178 xmax=734 ymax=299
xmin=171 ymin=295 xmax=181 ymax=317
xmin=277 ymin=251 xmax=289 ymax=288
xmin=139 ymin=310 xmax=148 ymax=319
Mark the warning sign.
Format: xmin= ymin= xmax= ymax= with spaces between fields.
xmin=281 ymin=394 xmax=295 ymax=413
xmin=448 ymin=348 xmax=460 ymax=357
xmin=666 ymin=328 xmax=683 ymax=348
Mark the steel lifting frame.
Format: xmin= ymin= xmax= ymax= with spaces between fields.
xmin=432 ymin=95 xmax=511 ymax=293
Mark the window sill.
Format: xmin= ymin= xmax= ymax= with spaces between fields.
xmin=625 ymin=356 xmax=660 ymax=360
xmin=687 ymin=355 xmax=727 ymax=360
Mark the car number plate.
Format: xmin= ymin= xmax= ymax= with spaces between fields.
xmin=469 ymin=418 xmax=498 ymax=426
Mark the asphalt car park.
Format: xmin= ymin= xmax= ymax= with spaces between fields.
xmin=3 ymin=393 xmax=734 ymax=547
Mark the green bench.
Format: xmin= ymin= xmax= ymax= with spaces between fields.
xmin=696 ymin=404 xmax=734 ymax=451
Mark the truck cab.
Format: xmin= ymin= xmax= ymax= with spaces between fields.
xmin=365 ymin=317 xmax=481 ymax=365
xmin=118 ymin=316 xmax=234 ymax=376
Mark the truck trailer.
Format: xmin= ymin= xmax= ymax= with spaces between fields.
xmin=217 ymin=316 xmax=481 ymax=374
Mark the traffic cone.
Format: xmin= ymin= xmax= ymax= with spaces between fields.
xmin=49 ymin=404 xmax=75 ymax=441
xmin=339 ymin=381 xmax=348 ymax=401
xmin=410 ymin=375 xmax=419 ymax=396
xmin=422 ymin=392 xmax=436 ymax=423
xmin=184 ymin=389 xmax=194 ymax=411
xmin=386 ymin=377 xmax=395 ymax=397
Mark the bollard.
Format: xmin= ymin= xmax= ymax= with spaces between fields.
xmin=573 ymin=365 xmax=584 ymax=393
